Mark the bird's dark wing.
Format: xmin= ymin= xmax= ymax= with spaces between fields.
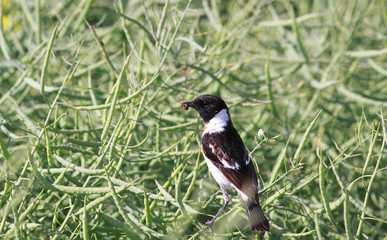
xmin=201 ymin=126 xmax=258 ymax=199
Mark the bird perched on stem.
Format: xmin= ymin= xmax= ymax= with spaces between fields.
xmin=182 ymin=94 xmax=270 ymax=232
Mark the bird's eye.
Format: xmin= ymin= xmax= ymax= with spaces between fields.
xmin=202 ymin=101 xmax=208 ymax=106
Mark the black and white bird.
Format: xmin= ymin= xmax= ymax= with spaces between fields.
xmin=182 ymin=94 xmax=270 ymax=232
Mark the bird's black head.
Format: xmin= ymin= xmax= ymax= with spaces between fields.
xmin=182 ymin=95 xmax=229 ymax=122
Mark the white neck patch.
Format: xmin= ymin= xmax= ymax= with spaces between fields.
xmin=203 ymin=109 xmax=229 ymax=134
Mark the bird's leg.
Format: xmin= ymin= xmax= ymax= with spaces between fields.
xmin=204 ymin=187 xmax=229 ymax=227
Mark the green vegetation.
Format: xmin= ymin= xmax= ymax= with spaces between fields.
xmin=1 ymin=0 xmax=386 ymax=239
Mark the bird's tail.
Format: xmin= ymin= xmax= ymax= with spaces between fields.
xmin=245 ymin=198 xmax=270 ymax=232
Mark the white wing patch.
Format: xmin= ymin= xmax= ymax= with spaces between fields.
xmin=203 ymin=109 xmax=229 ymax=134
xmin=235 ymin=162 xmax=241 ymax=169
xmin=246 ymin=155 xmax=251 ymax=165
xmin=209 ymin=143 xmax=241 ymax=170
xmin=221 ymin=159 xmax=238 ymax=169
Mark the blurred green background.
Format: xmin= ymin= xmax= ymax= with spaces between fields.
xmin=0 ymin=0 xmax=386 ymax=239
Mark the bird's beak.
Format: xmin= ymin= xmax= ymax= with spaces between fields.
xmin=182 ymin=101 xmax=195 ymax=110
